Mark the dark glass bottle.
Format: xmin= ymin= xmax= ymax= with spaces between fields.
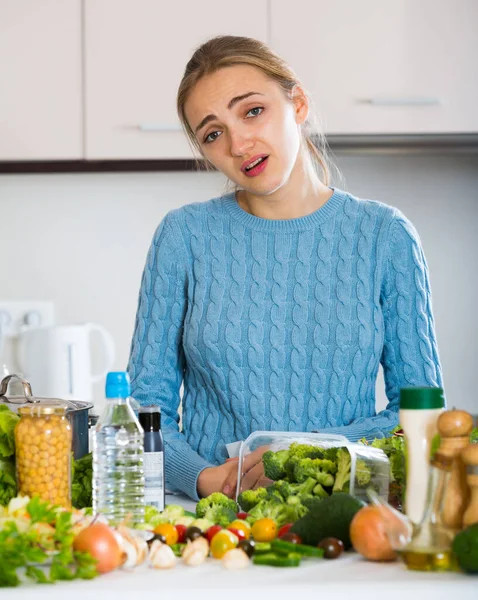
xmin=138 ymin=406 xmax=165 ymax=512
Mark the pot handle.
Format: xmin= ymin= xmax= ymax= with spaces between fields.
xmin=87 ymin=324 xmax=116 ymax=384
xmin=0 ymin=374 xmax=35 ymax=402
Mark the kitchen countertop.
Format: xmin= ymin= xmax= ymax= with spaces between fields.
xmin=3 ymin=494 xmax=477 ymax=598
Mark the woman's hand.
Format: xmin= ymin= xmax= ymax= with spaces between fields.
xmin=197 ymin=460 xmax=239 ymax=499
xmin=196 ymin=446 xmax=271 ymax=499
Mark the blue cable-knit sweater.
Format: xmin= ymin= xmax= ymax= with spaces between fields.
xmin=128 ymin=188 xmax=443 ymax=500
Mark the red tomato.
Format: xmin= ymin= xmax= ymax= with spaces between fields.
xmin=205 ymin=525 xmax=223 ymax=543
xmin=236 ymin=512 xmax=249 ymax=520
xmin=227 ymin=527 xmax=246 ymax=541
xmin=175 ymin=524 xmax=187 ymax=543
xmin=278 ymin=523 xmax=294 ymax=538
xmin=73 ymin=523 xmax=122 ymax=574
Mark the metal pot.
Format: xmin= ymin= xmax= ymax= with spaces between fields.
xmin=0 ymin=374 xmax=93 ymax=459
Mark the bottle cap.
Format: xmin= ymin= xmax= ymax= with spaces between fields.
xmin=105 ymin=371 xmax=131 ymax=399
xmin=400 ymin=387 xmax=445 ymax=410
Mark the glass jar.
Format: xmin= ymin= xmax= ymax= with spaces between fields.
xmin=15 ymin=402 xmax=72 ymax=508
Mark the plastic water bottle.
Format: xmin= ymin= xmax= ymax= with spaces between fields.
xmin=92 ymin=371 xmax=145 ymax=525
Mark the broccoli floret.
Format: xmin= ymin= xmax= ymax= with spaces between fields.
xmin=332 ymin=447 xmax=351 ymax=493
xmin=284 ymin=444 xmax=325 ymax=479
xmin=196 ymin=492 xmax=238 ymax=525
xmin=237 ymin=487 xmax=268 ymax=512
xmin=287 ymin=477 xmax=317 ymax=498
xmin=355 ymin=458 xmax=372 ymax=487
xmin=246 ymin=496 xmax=297 ymax=528
xmin=285 ymin=495 xmax=309 ymax=521
xmin=312 ymin=482 xmax=329 ymax=498
xmin=268 ymin=479 xmax=293 ymax=500
xmin=293 ymin=458 xmax=335 ymax=486
xmin=262 ymin=449 xmax=290 ymax=480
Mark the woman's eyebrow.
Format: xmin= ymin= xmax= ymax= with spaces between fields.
xmin=194 ymin=92 xmax=264 ymax=134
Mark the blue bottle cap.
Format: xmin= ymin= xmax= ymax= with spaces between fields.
xmin=105 ymin=371 xmax=131 ymax=399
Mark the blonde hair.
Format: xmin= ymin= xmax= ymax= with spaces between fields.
xmin=177 ymin=35 xmax=332 ymax=185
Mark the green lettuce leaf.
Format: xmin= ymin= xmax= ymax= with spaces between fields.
xmin=0 ymin=406 xmax=19 ymax=458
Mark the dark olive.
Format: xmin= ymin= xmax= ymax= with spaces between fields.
xmin=148 ymin=533 xmax=167 ymax=547
xmin=279 ymin=532 xmax=302 ymax=544
xmin=318 ymin=537 xmax=344 ymax=559
xmin=238 ymin=538 xmax=255 ymax=557
xmin=185 ymin=526 xmax=203 ymax=542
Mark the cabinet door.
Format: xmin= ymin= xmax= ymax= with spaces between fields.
xmin=270 ymin=0 xmax=478 ymax=135
xmin=0 ymin=0 xmax=82 ymax=160
xmin=84 ymin=0 xmax=268 ymax=159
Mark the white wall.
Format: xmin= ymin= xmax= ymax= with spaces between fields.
xmin=1 ymin=153 xmax=477 ymax=416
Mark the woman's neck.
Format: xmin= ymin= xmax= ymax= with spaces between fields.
xmin=236 ymin=151 xmax=333 ymax=220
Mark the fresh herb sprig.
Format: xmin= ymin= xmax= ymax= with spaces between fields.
xmin=0 ymin=497 xmax=97 ymax=587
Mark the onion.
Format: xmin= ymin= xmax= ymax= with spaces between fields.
xmin=73 ymin=523 xmax=123 ymax=574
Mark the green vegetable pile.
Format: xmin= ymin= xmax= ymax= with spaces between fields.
xmin=71 ymin=453 xmax=93 ymax=509
xmin=0 ymin=405 xmax=19 ymax=506
xmin=237 ymin=442 xmax=372 ymax=526
xmin=0 ymin=496 xmax=97 ymax=587
xmin=196 ymin=492 xmax=238 ymax=527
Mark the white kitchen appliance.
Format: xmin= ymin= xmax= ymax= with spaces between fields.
xmin=17 ymin=323 xmax=115 ymax=402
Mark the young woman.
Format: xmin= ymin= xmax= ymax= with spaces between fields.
xmin=127 ymin=36 xmax=443 ymax=501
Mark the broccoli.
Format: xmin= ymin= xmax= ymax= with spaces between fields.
xmin=285 ymin=495 xmax=309 ymax=521
xmin=237 ymin=487 xmax=268 ymax=512
xmin=355 ymin=458 xmax=372 ymax=487
xmin=312 ymin=482 xmax=329 ymax=498
xmin=262 ymin=449 xmax=290 ymax=480
xmin=286 ymin=477 xmax=317 ymax=498
xmin=196 ymin=492 xmax=238 ymax=526
xmin=332 ymin=447 xmax=351 ymax=493
xmin=246 ymin=496 xmax=297 ymax=528
xmin=293 ymin=458 xmax=335 ymax=487
xmin=284 ymin=443 xmax=325 ymax=479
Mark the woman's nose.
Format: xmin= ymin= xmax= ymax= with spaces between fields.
xmin=229 ymin=129 xmax=254 ymax=157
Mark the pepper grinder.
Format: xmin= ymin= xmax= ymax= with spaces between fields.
xmin=439 ymin=410 xmax=473 ymax=530
xmin=461 ymin=444 xmax=478 ymax=527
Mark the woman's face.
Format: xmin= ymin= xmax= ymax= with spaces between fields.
xmin=184 ymin=64 xmax=308 ymax=196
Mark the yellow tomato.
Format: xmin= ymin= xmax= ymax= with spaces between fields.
xmin=153 ymin=522 xmax=179 ymax=546
xmin=251 ymin=518 xmax=278 ymax=542
xmin=228 ymin=519 xmax=251 ymax=539
xmin=210 ymin=529 xmax=238 ymax=559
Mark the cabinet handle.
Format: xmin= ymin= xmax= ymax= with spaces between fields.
xmin=137 ymin=123 xmax=183 ymax=132
xmin=366 ymin=97 xmax=441 ymax=106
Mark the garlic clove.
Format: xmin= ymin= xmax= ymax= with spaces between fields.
xmin=115 ymin=525 xmax=149 ymax=568
xmin=149 ymin=540 xmax=176 ymax=569
xmin=221 ymin=548 xmax=250 ymax=570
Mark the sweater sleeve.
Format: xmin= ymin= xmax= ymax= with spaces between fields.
xmin=127 ymin=214 xmax=213 ymax=500
xmin=318 ymin=212 xmax=443 ymax=442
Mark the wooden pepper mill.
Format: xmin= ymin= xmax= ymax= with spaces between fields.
xmin=461 ymin=444 xmax=478 ymax=527
xmin=436 ymin=410 xmax=473 ymax=530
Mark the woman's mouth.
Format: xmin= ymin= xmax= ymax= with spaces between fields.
xmin=242 ymin=156 xmax=269 ymax=177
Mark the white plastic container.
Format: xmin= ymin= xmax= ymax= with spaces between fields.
xmin=236 ymin=431 xmax=390 ymax=503
xmin=400 ymin=387 xmax=445 ymax=524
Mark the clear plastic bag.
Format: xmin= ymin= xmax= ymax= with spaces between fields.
xmin=236 ymin=431 xmax=390 ymax=503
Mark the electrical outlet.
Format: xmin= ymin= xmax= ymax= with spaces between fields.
xmin=0 ymin=301 xmax=55 ymax=338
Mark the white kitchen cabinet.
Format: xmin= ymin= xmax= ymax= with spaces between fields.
xmin=84 ymin=0 xmax=268 ymax=160
xmin=0 ymin=0 xmax=82 ymax=160
xmin=270 ymin=0 xmax=478 ymax=135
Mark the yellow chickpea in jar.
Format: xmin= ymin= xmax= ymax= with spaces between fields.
xmin=15 ymin=404 xmax=72 ymax=508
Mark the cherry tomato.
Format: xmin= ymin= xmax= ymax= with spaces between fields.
xmin=277 ymin=523 xmax=294 ymax=538
xmin=251 ymin=518 xmax=278 ymax=542
xmin=73 ymin=523 xmax=122 ymax=574
xmin=236 ymin=512 xmax=249 ymax=520
xmin=205 ymin=525 xmax=223 ymax=543
xmin=228 ymin=519 xmax=251 ymax=539
xmin=228 ymin=527 xmax=246 ymax=541
xmin=318 ymin=537 xmax=344 ymax=559
xmin=153 ymin=523 xmax=179 ymax=546
xmin=280 ymin=532 xmax=302 ymax=544
xmin=210 ymin=529 xmax=239 ymax=559
xmin=175 ymin=524 xmax=187 ymax=544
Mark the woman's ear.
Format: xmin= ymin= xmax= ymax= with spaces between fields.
xmin=290 ymin=85 xmax=309 ymax=126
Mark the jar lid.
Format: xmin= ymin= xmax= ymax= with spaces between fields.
xmin=18 ymin=402 xmax=67 ymax=416
xmin=400 ymin=387 xmax=445 ymax=410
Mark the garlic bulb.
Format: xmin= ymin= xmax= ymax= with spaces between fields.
xmin=222 ymin=548 xmax=250 ymax=570
xmin=115 ymin=525 xmax=149 ymax=568
xmin=149 ymin=540 xmax=176 ymax=569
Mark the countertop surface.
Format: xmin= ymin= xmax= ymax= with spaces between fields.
xmin=4 ymin=494 xmax=476 ymax=598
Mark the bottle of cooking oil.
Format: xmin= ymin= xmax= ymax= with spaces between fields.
xmin=398 ymin=410 xmax=472 ymax=571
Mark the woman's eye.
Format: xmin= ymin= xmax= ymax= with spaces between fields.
xmin=246 ymin=106 xmax=264 ymax=118
xmin=204 ymin=131 xmax=221 ymax=144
